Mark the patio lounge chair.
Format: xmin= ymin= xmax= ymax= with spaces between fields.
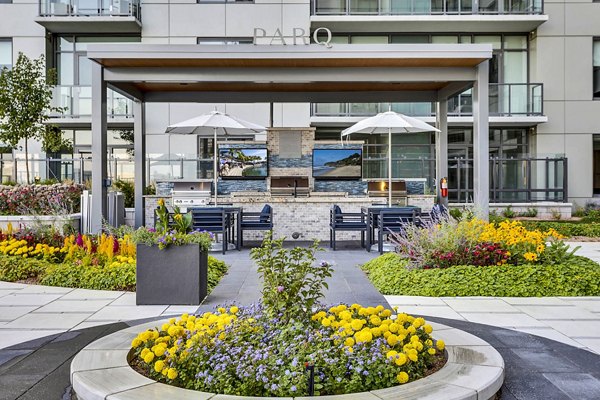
xmin=377 ymin=208 xmax=420 ymax=254
xmin=240 ymin=204 xmax=273 ymax=247
xmin=190 ymin=208 xmax=232 ymax=254
xmin=329 ymin=205 xmax=367 ymax=250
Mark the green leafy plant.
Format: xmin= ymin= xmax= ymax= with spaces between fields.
xmin=521 ymin=221 xmax=600 ymax=237
xmin=539 ymin=240 xmax=580 ymax=264
xmin=250 ymin=232 xmax=333 ymax=324
xmin=551 ymin=208 xmax=562 ymax=220
xmin=518 ymin=208 xmax=538 ymax=218
xmin=113 ymin=179 xmax=135 ymax=208
xmin=502 ymin=205 xmax=515 ymax=218
xmin=362 ymin=254 xmax=600 ymax=297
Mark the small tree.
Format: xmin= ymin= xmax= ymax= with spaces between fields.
xmin=0 ymin=53 xmax=64 ymax=183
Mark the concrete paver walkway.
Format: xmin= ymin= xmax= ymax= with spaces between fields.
xmin=0 ymin=241 xmax=599 ymax=354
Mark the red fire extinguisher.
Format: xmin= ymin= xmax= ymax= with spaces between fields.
xmin=440 ymin=177 xmax=448 ymax=198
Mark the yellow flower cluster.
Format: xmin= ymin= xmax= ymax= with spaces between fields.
xmin=108 ymin=255 xmax=136 ymax=268
xmin=0 ymin=239 xmax=62 ymax=259
xmin=131 ymin=307 xmax=240 ymax=381
xmin=479 ymin=219 xmax=563 ymax=262
xmin=312 ymin=304 xmax=441 ymax=385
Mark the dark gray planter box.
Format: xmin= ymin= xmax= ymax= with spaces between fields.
xmin=136 ymin=244 xmax=208 ymax=305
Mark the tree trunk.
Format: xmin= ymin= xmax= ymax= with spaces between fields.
xmin=24 ymin=138 xmax=29 ymax=184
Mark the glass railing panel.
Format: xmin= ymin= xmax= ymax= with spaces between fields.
xmin=39 ymin=0 xmax=141 ymax=19
xmin=51 ymin=85 xmax=134 ymax=119
xmin=312 ymin=0 xmax=542 ymax=14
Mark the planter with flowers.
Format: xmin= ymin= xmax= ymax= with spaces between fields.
xmin=132 ymin=199 xmax=214 ymax=305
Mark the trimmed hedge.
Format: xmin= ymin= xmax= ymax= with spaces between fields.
xmin=520 ymin=221 xmax=600 ymax=238
xmin=362 ymin=253 xmax=600 ymax=297
xmin=0 ymin=255 xmax=228 ymax=293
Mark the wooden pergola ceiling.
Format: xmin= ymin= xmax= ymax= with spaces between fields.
xmin=94 ymin=57 xmax=487 ymax=69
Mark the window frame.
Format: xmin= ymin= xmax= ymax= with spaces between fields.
xmin=0 ymin=38 xmax=12 ymax=71
xmin=594 ymin=38 xmax=600 ymax=100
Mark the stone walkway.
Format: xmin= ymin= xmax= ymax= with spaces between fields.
xmin=0 ymin=241 xmax=598 ymax=354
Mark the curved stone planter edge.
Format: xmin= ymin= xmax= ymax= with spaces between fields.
xmin=70 ymin=320 xmax=504 ymax=400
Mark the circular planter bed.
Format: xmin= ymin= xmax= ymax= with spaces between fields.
xmin=70 ymin=318 xmax=504 ymax=400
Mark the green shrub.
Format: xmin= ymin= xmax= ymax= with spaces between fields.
xmin=362 ymin=254 xmax=600 ymax=297
xmin=502 ymin=205 xmax=516 ymax=218
xmin=113 ymin=180 xmax=134 ymax=208
xmin=41 ymin=263 xmax=136 ymax=291
xmin=0 ymin=254 xmax=227 ymax=293
xmin=521 ymin=221 xmax=600 ymax=237
xmin=207 ymin=255 xmax=228 ymax=293
xmin=0 ymin=256 xmax=46 ymax=282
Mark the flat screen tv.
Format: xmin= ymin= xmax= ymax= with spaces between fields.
xmin=219 ymin=148 xmax=268 ymax=179
xmin=312 ymin=149 xmax=362 ymax=179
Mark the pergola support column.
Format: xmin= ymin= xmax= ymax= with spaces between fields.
xmin=134 ymin=100 xmax=146 ymax=228
xmin=473 ymin=61 xmax=490 ymax=219
xmin=435 ymin=99 xmax=448 ymax=209
xmin=91 ymin=62 xmax=107 ymax=233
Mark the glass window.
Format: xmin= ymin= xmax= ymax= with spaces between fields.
xmin=432 ymin=36 xmax=459 ymax=44
xmin=594 ymin=40 xmax=600 ymax=66
xmin=0 ymin=40 xmax=11 ymax=69
xmin=460 ymin=36 xmax=473 ymax=43
xmin=504 ymin=35 xmax=527 ymax=49
xmin=473 ymin=35 xmax=502 ymax=50
xmin=350 ymin=36 xmax=389 ymax=44
xmin=594 ymin=39 xmax=600 ymax=98
xmin=75 ymin=36 xmax=140 ymax=51
xmin=391 ymin=35 xmax=429 ymax=44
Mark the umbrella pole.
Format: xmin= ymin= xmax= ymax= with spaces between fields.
xmin=388 ymin=127 xmax=392 ymax=207
xmin=214 ymin=127 xmax=218 ymax=206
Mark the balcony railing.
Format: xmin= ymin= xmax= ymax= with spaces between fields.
xmin=39 ymin=0 xmax=141 ymax=19
xmin=50 ymin=85 xmax=134 ymax=119
xmin=311 ymin=0 xmax=543 ymax=15
xmin=361 ymin=155 xmax=567 ymax=203
xmin=312 ymin=83 xmax=543 ymax=117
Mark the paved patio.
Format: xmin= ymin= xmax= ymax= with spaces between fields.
xmin=0 ymin=241 xmax=599 ymax=399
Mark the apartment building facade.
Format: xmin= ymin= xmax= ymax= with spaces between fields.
xmin=0 ymin=0 xmax=599 ymax=206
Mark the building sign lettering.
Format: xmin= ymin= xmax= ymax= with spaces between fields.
xmin=253 ymin=27 xmax=333 ymax=48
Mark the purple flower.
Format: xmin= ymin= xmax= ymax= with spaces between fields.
xmin=290 ymin=386 xmax=297 ymax=392
xmin=276 ymin=286 xmax=284 ymax=293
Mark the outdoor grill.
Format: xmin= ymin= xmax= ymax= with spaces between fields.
xmin=170 ymin=180 xmax=213 ymax=209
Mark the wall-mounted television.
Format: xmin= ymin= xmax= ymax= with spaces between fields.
xmin=219 ymin=148 xmax=268 ymax=179
xmin=312 ymin=149 xmax=362 ymax=180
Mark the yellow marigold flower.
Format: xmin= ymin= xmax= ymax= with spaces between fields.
xmin=428 ymin=348 xmax=436 ymax=355
xmin=387 ymin=334 xmax=398 ymax=346
xmin=388 ymin=323 xmax=399 ymax=333
xmin=321 ymin=318 xmax=331 ymax=327
xmin=395 ymin=353 xmax=407 ymax=366
xmin=154 ymin=360 xmax=165 ymax=373
xmin=143 ymin=352 xmax=155 ymax=363
xmin=423 ymin=324 xmax=433 ymax=334
xmin=344 ymin=337 xmax=355 ymax=347
xmin=370 ymin=315 xmax=382 ymax=326
xmin=339 ymin=310 xmax=352 ymax=321
xmin=154 ymin=346 xmax=166 ymax=357
xmin=350 ymin=319 xmax=364 ymax=331
xmin=230 ymin=306 xmax=239 ymax=314
xmin=167 ymin=368 xmax=178 ymax=380
xmin=408 ymin=352 xmax=418 ymax=362
xmin=347 ymin=346 xmax=354 ymax=353
xmin=397 ymin=371 xmax=409 ymax=384
xmin=413 ymin=317 xmax=425 ymax=328
xmin=386 ymin=350 xmax=398 ymax=359
xmin=140 ymin=348 xmax=149 ymax=358
xmin=131 ymin=338 xmax=142 ymax=348
xmin=436 ymin=339 xmax=445 ymax=351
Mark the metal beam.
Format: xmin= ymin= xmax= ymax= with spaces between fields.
xmin=435 ymin=99 xmax=449 ymax=208
xmin=142 ymin=90 xmax=442 ymax=103
xmin=472 ymin=61 xmax=490 ymax=219
xmin=91 ymin=62 xmax=108 ymax=233
xmin=437 ymin=81 xmax=473 ymax=101
xmin=107 ymin=82 xmax=144 ymax=102
xmin=133 ymin=101 xmax=146 ymax=228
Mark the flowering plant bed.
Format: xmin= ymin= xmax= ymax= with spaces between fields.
xmin=129 ymin=235 xmax=446 ymax=396
xmin=0 ymin=225 xmax=227 ymax=292
xmin=130 ymin=305 xmax=446 ymax=396
xmin=0 ymin=182 xmax=83 ymax=215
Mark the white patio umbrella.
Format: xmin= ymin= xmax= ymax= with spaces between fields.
xmin=166 ymin=110 xmax=266 ymax=205
xmin=341 ymin=111 xmax=440 ymax=206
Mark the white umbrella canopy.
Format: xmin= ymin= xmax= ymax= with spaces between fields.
xmin=166 ymin=110 xmax=266 ymax=205
xmin=341 ymin=111 xmax=440 ymax=206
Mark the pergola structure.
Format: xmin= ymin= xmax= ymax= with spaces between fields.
xmin=87 ymin=44 xmax=492 ymax=232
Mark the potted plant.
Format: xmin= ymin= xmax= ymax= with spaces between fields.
xmin=132 ymin=199 xmax=214 ymax=305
